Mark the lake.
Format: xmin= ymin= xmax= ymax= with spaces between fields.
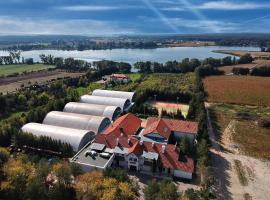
xmin=0 ymin=46 xmax=259 ymax=64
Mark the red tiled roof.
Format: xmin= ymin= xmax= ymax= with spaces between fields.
xmin=111 ymin=74 xmax=129 ymax=79
xmin=93 ymin=113 xmax=194 ymax=173
xmin=146 ymin=117 xmax=198 ymax=135
xmin=142 ymin=142 xmax=194 ymax=173
xmin=103 ymin=113 xmax=142 ymax=137
xmin=128 ymin=141 xmax=143 ymax=157
xmin=143 ymin=118 xmax=171 ymax=139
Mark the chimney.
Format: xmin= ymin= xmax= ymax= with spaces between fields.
xmin=152 ymin=142 xmax=155 ymax=148
xmin=120 ymin=132 xmax=123 ymax=137
xmin=116 ymin=138 xmax=119 ymax=146
xmin=127 ymin=138 xmax=131 ymax=145
xmin=139 ymin=140 xmax=143 ymax=146
xmin=162 ymin=145 xmax=166 ymax=154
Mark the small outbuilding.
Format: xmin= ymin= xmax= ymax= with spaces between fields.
xmin=80 ymin=95 xmax=131 ymax=112
xmin=92 ymin=89 xmax=135 ymax=102
xmin=43 ymin=111 xmax=111 ymax=134
xmin=22 ymin=123 xmax=94 ymax=152
xmin=63 ymin=102 xmax=121 ymax=121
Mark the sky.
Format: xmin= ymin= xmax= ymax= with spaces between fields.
xmin=0 ymin=0 xmax=269 ymax=35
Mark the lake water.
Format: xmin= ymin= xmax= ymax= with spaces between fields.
xmin=0 ymin=46 xmax=259 ymax=64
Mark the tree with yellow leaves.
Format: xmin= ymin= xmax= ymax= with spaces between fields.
xmin=2 ymin=157 xmax=36 ymax=200
xmin=75 ymin=171 xmax=135 ymax=200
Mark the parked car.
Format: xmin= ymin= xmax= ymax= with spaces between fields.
xmin=100 ymin=152 xmax=110 ymax=158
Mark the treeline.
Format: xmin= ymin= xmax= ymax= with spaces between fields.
xmin=0 ymin=50 xmax=21 ymax=65
xmin=233 ymin=66 xmax=270 ymax=76
xmin=3 ymin=40 xmax=158 ymax=51
xmin=39 ymin=54 xmax=132 ymax=74
xmin=184 ymin=69 xmax=215 ymax=198
xmin=134 ymin=54 xmax=253 ymax=75
xmin=0 ymin=81 xmax=80 ymax=154
xmin=15 ymin=131 xmax=73 ymax=157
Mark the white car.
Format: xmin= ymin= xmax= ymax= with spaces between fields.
xmin=100 ymin=152 xmax=110 ymax=158
xmin=90 ymin=150 xmax=97 ymax=156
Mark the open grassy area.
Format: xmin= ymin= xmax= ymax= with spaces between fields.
xmin=204 ymin=76 xmax=270 ymax=106
xmin=128 ymin=73 xmax=142 ymax=82
xmin=0 ymin=64 xmax=55 ymax=76
xmin=210 ymin=103 xmax=270 ymax=159
xmin=76 ymin=82 xmax=103 ymax=96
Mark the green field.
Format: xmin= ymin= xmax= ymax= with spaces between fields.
xmin=128 ymin=73 xmax=142 ymax=82
xmin=0 ymin=64 xmax=55 ymax=76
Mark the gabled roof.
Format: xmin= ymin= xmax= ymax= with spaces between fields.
xmin=145 ymin=117 xmax=198 ymax=135
xmin=128 ymin=141 xmax=144 ymax=157
xmin=111 ymin=74 xmax=129 ymax=79
xmin=143 ymin=118 xmax=171 ymax=139
xmin=103 ymin=113 xmax=142 ymax=137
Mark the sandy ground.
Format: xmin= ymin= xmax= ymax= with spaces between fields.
xmin=205 ymin=103 xmax=270 ymax=200
xmin=0 ymin=70 xmax=84 ymax=93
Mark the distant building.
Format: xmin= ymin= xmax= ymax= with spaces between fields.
xmin=71 ymin=113 xmax=197 ymax=180
xmin=102 ymin=73 xmax=131 ymax=84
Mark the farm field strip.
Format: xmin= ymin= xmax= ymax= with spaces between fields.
xmin=203 ymin=76 xmax=270 ymax=106
xmin=0 ymin=64 xmax=55 ymax=76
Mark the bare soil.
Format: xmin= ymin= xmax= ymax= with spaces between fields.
xmin=0 ymin=70 xmax=84 ymax=93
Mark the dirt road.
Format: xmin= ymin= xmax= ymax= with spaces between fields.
xmin=205 ymin=102 xmax=270 ymax=200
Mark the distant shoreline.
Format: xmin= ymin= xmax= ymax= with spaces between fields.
xmin=212 ymin=50 xmax=270 ymax=59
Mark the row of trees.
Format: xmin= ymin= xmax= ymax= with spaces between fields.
xmin=0 ymin=50 xmax=21 ymax=65
xmin=232 ymin=66 xmax=270 ymax=76
xmin=14 ymin=131 xmax=73 ymax=157
xmin=134 ymin=54 xmax=253 ymax=74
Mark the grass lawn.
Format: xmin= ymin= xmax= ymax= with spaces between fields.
xmin=203 ymin=76 xmax=270 ymax=106
xmin=210 ymin=103 xmax=270 ymax=159
xmin=128 ymin=73 xmax=142 ymax=82
xmin=0 ymin=64 xmax=55 ymax=76
xmin=76 ymin=82 xmax=103 ymax=96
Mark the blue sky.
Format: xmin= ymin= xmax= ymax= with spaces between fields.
xmin=0 ymin=0 xmax=270 ymax=35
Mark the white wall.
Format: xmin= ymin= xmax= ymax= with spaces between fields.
xmin=173 ymin=169 xmax=192 ymax=179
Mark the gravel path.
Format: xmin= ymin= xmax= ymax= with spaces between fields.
xmin=205 ymin=102 xmax=270 ymax=200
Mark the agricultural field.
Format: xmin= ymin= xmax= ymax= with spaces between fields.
xmin=0 ymin=64 xmax=55 ymax=76
xmin=0 ymin=70 xmax=84 ymax=93
xmin=209 ymin=103 xmax=270 ymax=159
xmin=219 ymin=59 xmax=270 ymax=74
xmin=145 ymin=101 xmax=189 ymax=118
xmin=203 ymin=76 xmax=270 ymax=106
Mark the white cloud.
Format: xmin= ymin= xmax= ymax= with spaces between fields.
xmin=57 ymin=5 xmax=145 ymax=11
xmin=161 ymin=7 xmax=184 ymax=11
xmin=142 ymin=16 xmax=238 ymax=33
xmin=197 ymin=1 xmax=270 ymax=10
xmin=0 ymin=16 xmax=137 ymax=35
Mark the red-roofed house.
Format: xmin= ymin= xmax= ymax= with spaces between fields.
xmin=111 ymin=74 xmax=131 ymax=84
xmin=72 ymin=113 xmax=195 ymax=180
xmin=143 ymin=117 xmax=198 ymax=143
